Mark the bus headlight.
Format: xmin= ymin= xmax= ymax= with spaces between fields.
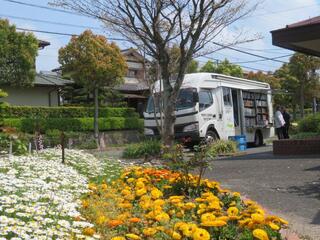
xmin=144 ymin=128 xmax=154 ymax=135
xmin=183 ymin=123 xmax=198 ymax=132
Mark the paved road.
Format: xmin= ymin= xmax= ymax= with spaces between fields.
xmin=204 ymin=146 xmax=320 ymax=239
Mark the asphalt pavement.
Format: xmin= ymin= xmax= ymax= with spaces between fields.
xmin=204 ymin=146 xmax=320 ymax=239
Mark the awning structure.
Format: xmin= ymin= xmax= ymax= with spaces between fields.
xmin=271 ymin=16 xmax=320 ymax=57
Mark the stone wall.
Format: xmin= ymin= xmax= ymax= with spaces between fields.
xmin=273 ymin=138 xmax=320 ymax=155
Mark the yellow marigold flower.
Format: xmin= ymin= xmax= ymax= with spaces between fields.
xmin=217 ymin=216 xmax=229 ymax=221
xmin=201 ymin=220 xmax=227 ymax=227
xmin=135 ymin=181 xmax=145 ymax=189
xmin=192 ymin=228 xmax=210 ymax=240
xmin=81 ymin=200 xmax=89 ymax=209
xmin=268 ymin=222 xmax=280 ymax=230
xmin=174 ymin=221 xmax=186 ymax=230
xmin=136 ymin=187 xmax=147 ymax=196
xmin=199 ymin=203 xmax=207 ymax=209
xmin=96 ymin=215 xmax=107 ymax=225
xmin=143 ymin=227 xmax=158 ymax=236
xmin=82 ymin=227 xmax=95 ymax=236
xmin=181 ymin=223 xmax=197 ymax=237
xmin=127 ymin=178 xmax=135 ymax=183
xmin=88 ymin=183 xmax=97 ymax=191
xmin=172 ymin=231 xmax=182 ymax=240
xmin=195 ymin=197 xmax=206 ymax=203
xmin=252 ymin=229 xmax=269 ymax=240
xmin=207 ymin=201 xmax=221 ymax=210
xmin=197 ymin=209 xmax=206 ymax=215
xmin=176 ymin=210 xmax=185 ymax=218
xmin=201 ymin=213 xmax=216 ymax=223
xmin=155 ymin=212 xmax=170 ymax=222
xmin=278 ymin=217 xmax=289 ymax=225
xmin=251 ymin=213 xmax=265 ymax=224
xmin=184 ymin=202 xmax=196 ymax=210
xmin=118 ymin=202 xmax=133 ymax=209
xmin=121 ymin=189 xmax=131 ymax=196
xmin=227 ymin=207 xmax=239 ymax=216
xmin=256 ymin=208 xmax=265 ymax=216
xmin=163 ymin=185 xmax=172 ymax=189
xmin=111 ymin=237 xmax=125 ymax=240
xmin=239 ymin=218 xmax=251 ymax=226
xmin=125 ymin=233 xmax=141 ymax=240
xmin=233 ymin=192 xmax=241 ymax=197
xmin=154 ymin=199 xmax=165 ymax=206
xmin=151 ymin=188 xmax=163 ymax=199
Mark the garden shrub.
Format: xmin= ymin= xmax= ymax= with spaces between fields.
xmin=0 ymin=132 xmax=28 ymax=155
xmin=2 ymin=106 xmax=139 ymax=118
xmin=291 ymin=132 xmax=320 ymax=140
xmin=3 ymin=117 xmax=144 ymax=133
xmin=298 ymin=113 xmax=320 ymax=133
xmin=122 ymin=139 xmax=161 ymax=158
xmin=207 ymin=140 xmax=237 ymax=157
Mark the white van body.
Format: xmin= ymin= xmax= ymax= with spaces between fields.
xmin=144 ymin=73 xmax=274 ymax=145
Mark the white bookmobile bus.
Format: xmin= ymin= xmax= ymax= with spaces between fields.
xmin=144 ymin=73 xmax=274 ymax=146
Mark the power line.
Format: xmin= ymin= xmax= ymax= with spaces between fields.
xmin=200 ymin=56 xmax=269 ymax=73
xmin=211 ymin=42 xmax=288 ymax=64
xmin=15 ymin=27 xmax=129 ymax=41
xmin=0 ymin=14 xmax=101 ymax=30
xmin=1 ymin=0 xmax=83 ymax=16
xmin=232 ymin=54 xmax=292 ymax=64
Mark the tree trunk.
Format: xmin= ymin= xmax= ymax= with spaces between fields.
xmin=300 ymin=81 xmax=305 ymax=118
xmin=94 ymin=87 xmax=99 ymax=141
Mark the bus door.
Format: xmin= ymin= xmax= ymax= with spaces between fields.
xmin=222 ymin=87 xmax=235 ymax=138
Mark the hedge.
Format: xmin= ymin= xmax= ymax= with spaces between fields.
xmin=298 ymin=113 xmax=320 ymax=133
xmin=3 ymin=117 xmax=144 ymax=133
xmin=1 ymin=106 xmax=139 ymax=119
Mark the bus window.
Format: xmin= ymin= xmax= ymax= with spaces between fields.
xmin=223 ymin=87 xmax=232 ymax=106
xmin=199 ymin=89 xmax=213 ymax=111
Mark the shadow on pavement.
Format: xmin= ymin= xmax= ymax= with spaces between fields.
xmin=217 ymin=149 xmax=320 ymax=161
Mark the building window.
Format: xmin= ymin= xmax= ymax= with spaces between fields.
xmin=128 ymin=70 xmax=137 ymax=77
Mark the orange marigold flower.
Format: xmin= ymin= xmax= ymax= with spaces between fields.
xmin=82 ymin=227 xmax=95 ymax=236
xmin=108 ymin=219 xmax=124 ymax=228
xmin=129 ymin=217 xmax=141 ymax=223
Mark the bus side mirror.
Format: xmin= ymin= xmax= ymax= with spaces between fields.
xmin=193 ymin=91 xmax=199 ymax=103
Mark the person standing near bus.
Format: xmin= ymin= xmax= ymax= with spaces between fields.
xmin=275 ymin=106 xmax=285 ymax=140
xmin=281 ymin=106 xmax=291 ymax=139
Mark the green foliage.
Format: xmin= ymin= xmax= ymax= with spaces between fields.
xmin=59 ymin=30 xmax=127 ymax=91
xmin=199 ymin=59 xmax=243 ymax=77
xmin=2 ymin=106 xmax=139 ymax=118
xmin=0 ymin=19 xmax=38 ymax=86
xmin=246 ymin=71 xmax=281 ymax=90
xmin=207 ymin=140 xmax=237 ymax=157
xmin=122 ymin=139 xmax=161 ymax=159
xmin=200 ymin=60 xmax=216 ymax=73
xmin=0 ymin=89 xmax=8 ymax=127
xmin=215 ymin=59 xmax=243 ymax=77
xmin=3 ymin=117 xmax=144 ymax=133
xmin=291 ymin=132 xmax=320 ymax=140
xmin=298 ymin=113 xmax=320 ymax=133
xmin=0 ymin=133 xmax=28 ymax=155
xmin=186 ymin=60 xmax=199 ymax=73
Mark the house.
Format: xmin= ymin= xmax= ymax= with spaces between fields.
xmin=2 ymin=72 xmax=73 ymax=107
xmin=116 ymin=48 xmax=150 ymax=116
xmin=1 ymin=39 xmax=72 ymax=107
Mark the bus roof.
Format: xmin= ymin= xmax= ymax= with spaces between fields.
xmin=154 ymin=73 xmax=271 ymax=92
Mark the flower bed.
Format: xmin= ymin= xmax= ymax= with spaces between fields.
xmin=0 ymin=149 xmax=122 ymax=239
xmin=81 ymin=167 xmax=288 ymax=240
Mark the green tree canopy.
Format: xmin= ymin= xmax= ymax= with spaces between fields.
xmin=215 ymin=59 xmax=243 ymax=77
xmin=0 ymin=19 xmax=38 ymax=86
xmin=59 ymin=30 xmax=127 ymax=139
xmin=275 ymin=53 xmax=320 ymax=118
xmin=200 ymin=60 xmax=216 ymax=73
xmin=59 ymin=30 xmax=127 ymax=91
xmin=186 ymin=60 xmax=199 ymax=73
xmin=246 ymin=71 xmax=281 ymax=90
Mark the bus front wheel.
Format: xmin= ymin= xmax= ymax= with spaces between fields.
xmin=205 ymin=130 xmax=219 ymax=145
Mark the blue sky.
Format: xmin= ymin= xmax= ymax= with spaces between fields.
xmin=1 ymin=0 xmax=320 ymax=73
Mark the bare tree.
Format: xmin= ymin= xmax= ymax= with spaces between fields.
xmin=53 ymin=0 xmax=258 ymax=146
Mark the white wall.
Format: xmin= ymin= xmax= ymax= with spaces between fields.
xmin=2 ymin=86 xmax=59 ymax=107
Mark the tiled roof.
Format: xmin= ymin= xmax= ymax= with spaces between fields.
xmin=35 ymin=73 xmax=73 ymax=86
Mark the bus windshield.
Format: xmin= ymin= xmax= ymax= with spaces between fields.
xmin=146 ymin=88 xmax=197 ymax=113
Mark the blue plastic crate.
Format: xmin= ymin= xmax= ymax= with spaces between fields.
xmin=228 ymin=135 xmax=247 ymax=151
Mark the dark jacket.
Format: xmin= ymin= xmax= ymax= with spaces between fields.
xmin=282 ymin=111 xmax=290 ymax=127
